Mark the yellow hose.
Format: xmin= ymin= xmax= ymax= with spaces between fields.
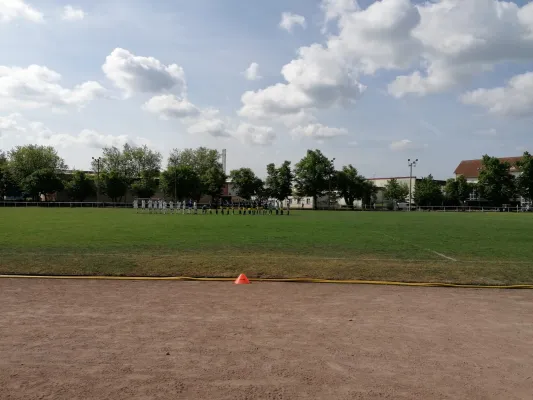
xmin=0 ymin=275 xmax=532 ymax=289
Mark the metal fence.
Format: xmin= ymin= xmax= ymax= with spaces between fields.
xmin=0 ymin=201 xmax=133 ymax=208
xmin=1 ymin=202 xmax=531 ymax=212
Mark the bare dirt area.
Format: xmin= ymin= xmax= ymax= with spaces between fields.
xmin=1 ymin=279 xmax=532 ymax=400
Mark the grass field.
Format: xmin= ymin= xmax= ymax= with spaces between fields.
xmin=0 ymin=208 xmax=532 ymax=285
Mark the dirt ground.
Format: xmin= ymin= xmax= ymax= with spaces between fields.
xmin=0 ymin=279 xmax=532 ymax=400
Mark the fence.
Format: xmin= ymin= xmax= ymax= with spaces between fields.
xmin=0 ymin=201 xmax=133 ymax=208
xmin=1 ymin=202 xmax=531 ymax=212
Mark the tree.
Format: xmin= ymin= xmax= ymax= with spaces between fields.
xmin=336 ymin=165 xmax=365 ymax=209
xmin=8 ymin=145 xmax=66 ymax=190
xmin=361 ymin=180 xmax=378 ymax=208
xmin=99 ymin=171 xmax=128 ymax=202
xmin=265 ymin=161 xmax=293 ymax=203
xmin=123 ymin=144 xmax=162 ymax=180
xmin=383 ymin=178 xmax=409 ymax=204
xmin=93 ymin=144 xmax=162 ymax=196
xmin=130 ymin=171 xmax=159 ymax=199
xmin=160 ymin=166 xmax=202 ymax=201
xmin=413 ymin=174 xmax=443 ymax=206
xmin=294 ymin=150 xmax=335 ymax=209
xmin=0 ymin=155 xmax=20 ymax=199
xmin=516 ymin=152 xmax=533 ymax=204
xmin=230 ymin=168 xmax=262 ymax=200
xmin=21 ymin=169 xmax=64 ymax=201
xmin=477 ymin=155 xmax=516 ymax=206
xmin=202 ymin=165 xmax=227 ymax=204
xmin=168 ymin=147 xmax=223 ymax=198
xmin=444 ymin=175 xmax=473 ymax=205
xmin=65 ymin=171 xmax=96 ymax=201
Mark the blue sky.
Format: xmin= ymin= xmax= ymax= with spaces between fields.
xmin=1 ymin=0 xmax=533 ymax=179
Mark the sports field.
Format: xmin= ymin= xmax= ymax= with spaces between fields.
xmin=1 ymin=208 xmax=532 ymax=285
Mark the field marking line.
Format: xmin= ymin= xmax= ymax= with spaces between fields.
xmin=431 ymin=251 xmax=457 ymax=262
xmin=372 ymin=231 xmax=459 ymax=262
xmin=0 ymin=274 xmax=531 ymax=289
xmin=1 ymin=251 xmax=531 ymax=264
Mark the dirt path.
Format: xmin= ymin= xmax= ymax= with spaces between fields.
xmin=1 ymin=279 xmax=532 ymax=399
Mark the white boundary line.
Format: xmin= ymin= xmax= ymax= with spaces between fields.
xmin=374 ymin=231 xmax=459 ymax=262
xmin=431 ymin=251 xmax=457 ymax=262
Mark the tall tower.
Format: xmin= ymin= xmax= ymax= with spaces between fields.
xmin=222 ymin=149 xmax=227 ymax=174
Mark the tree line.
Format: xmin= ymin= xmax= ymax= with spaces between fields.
xmin=1 ymin=145 xmax=532 ymax=208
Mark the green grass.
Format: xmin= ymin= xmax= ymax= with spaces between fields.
xmin=0 ymin=208 xmax=532 ymax=285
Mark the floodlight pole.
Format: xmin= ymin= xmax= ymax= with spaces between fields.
xmin=173 ymin=160 xmax=177 ymax=203
xmin=408 ymin=158 xmax=418 ymax=211
xmin=329 ymin=158 xmax=336 ymax=210
xmin=92 ymin=157 xmax=101 ymax=205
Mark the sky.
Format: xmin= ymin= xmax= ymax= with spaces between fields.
xmin=1 ymin=0 xmax=533 ymax=180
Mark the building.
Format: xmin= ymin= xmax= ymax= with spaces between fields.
xmin=453 ymin=156 xmax=529 ymax=206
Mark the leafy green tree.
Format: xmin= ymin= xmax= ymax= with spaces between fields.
xmin=361 ymin=180 xmax=378 ymax=208
xmin=444 ymin=175 xmax=473 ymax=205
xmin=168 ymin=147 xmax=223 ymax=198
xmin=21 ymin=169 xmax=64 ymax=201
xmin=8 ymin=145 xmax=66 ymax=190
xmin=0 ymin=153 xmax=20 ymax=199
xmin=160 ymin=165 xmax=202 ymax=201
xmin=99 ymin=171 xmax=129 ymax=202
xmin=294 ymin=149 xmax=335 ymax=209
xmin=477 ymin=155 xmax=516 ymax=206
xmin=230 ymin=168 xmax=262 ymax=200
xmin=202 ymin=165 xmax=227 ymax=204
xmin=414 ymin=175 xmax=443 ymax=206
xmin=123 ymin=144 xmax=162 ymax=180
xmin=93 ymin=144 xmax=162 ymax=196
xmin=130 ymin=172 xmax=159 ymax=199
xmin=383 ymin=178 xmax=409 ymax=204
xmin=65 ymin=171 xmax=96 ymax=201
xmin=265 ymin=161 xmax=293 ymax=203
xmin=516 ymin=152 xmax=533 ymax=204
xmin=336 ymin=165 xmax=364 ymax=209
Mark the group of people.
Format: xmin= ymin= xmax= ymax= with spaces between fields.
xmin=133 ymin=199 xmax=290 ymax=215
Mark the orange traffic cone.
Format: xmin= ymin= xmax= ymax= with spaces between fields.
xmin=234 ymin=274 xmax=250 ymax=284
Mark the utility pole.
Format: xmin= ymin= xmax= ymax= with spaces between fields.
xmin=92 ymin=157 xmax=101 ymax=204
xmin=408 ymin=158 xmax=418 ymax=211
xmin=328 ymin=157 xmax=336 ymax=210
xmin=174 ymin=160 xmax=177 ymax=203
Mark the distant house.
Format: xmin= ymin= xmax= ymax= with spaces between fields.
xmin=453 ymin=156 xmax=528 ymax=206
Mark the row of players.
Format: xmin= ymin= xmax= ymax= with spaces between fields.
xmin=134 ymin=199 xmax=290 ymax=215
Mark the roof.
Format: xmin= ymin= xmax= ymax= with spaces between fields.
xmin=454 ymin=157 xmax=522 ymax=178
xmin=367 ymin=176 xmax=412 ymax=181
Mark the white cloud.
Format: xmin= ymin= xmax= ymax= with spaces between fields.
xmin=473 ymin=128 xmax=498 ymax=137
xmin=0 ymin=0 xmax=43 ymax=22
xmin=460 ymin=72 xmax=533 ymax=117
xmin=279 ymin=12 xmax=306 ymax=32
xmin=187 ymin=118 xmax=231 ymax=137
xmin=235 ymin=122 xmax=276 ymax=146
xmin=243 ymin=62 xmax=261 ymax=81
xmin=143 ymin=94 xmax=199 ymax=119
xmin=102 ymin=48 xmax=186 ymax=97
xmin=31 ymin=127 xmax=141 ymax=149
xmin=291 ymin=123 xmax=348 ymax=139
xmin=321 ymin=0 xmax=357 ymax=26
xmin=2 ymin=115 xmax=148 ymax=149
xmin=389 ymin=139 xmax=427 ymax=152
xmin=0 ymin=65 xmax=106 ymax=110
xmin=61 ymin=5 xmax=84 ymax=21
xmin=388 ymin=0 xmax=533 ymax=97
xmin=0 ymin=113 xmax=25 ymax=134
xmin=239 ymin=43 xmax=366 ymax=122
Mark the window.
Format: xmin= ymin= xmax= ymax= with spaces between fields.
xmin=469 ymin=189 xmax=479 ymax=201
xmin=306 ymin=198 xmax=310 ymax=205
